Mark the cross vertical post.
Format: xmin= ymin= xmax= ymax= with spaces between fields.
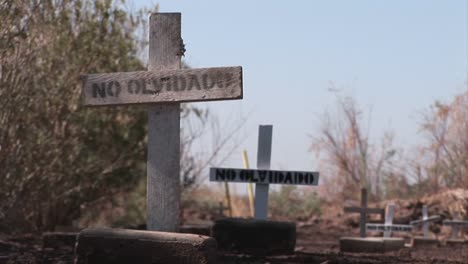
xmin=384 ymin=204 xmax=395 ymax=238
xmin=81 ymin=12 xmax=243 ymax=233
xmin=344 ymin=188 xmax=384 ymax=238
xmin=359 ymin=188 xmax=368 ymax=238
xmin=147 ymin=13 xmax=182 ymax=232
xmin=254 ymin=125 xmax=273 ymax=220
xmin=443 ymin=212 xmax=468 ymax=240
xmin=451 ymin=212 xmax=460 ymax=239
xmin=422 ymin=205 xmax=429 ymax=237
xmin=366 ymin=204 xmax=412 ymax=236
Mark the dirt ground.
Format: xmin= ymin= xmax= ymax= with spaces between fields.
xmin=1 ymin=220 xmax=466 ymax=264
xmin=1 ymin=189 xmax=467 ymax=263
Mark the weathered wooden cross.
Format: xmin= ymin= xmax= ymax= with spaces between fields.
xmin=443 ymin=212 xmax=468 ymax=239
xmin=217 ymin=201 xmax=231 ymax=218
xmin=81 ymin=13 xmax=243 ymax=232
xmin=210 ymin=125 xmax=319 ymax=220
xmin=409 ymin=205 xmax=441 ymax=238
xmin=344 ymin=188 xmax=385 ymax=238
xmin=366 ymin=204 xmax=413 ymax=238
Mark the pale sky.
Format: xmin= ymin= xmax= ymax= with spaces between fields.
xmin=128 ymin=1 xmax=467 ymax=177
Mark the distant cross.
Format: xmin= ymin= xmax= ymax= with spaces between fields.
xmin=410 ymin=205 xmax=441 ymax=238
xmin=366 ymin=204 xmax=413 ymax=238
xmin=217 ymin=201 xmax=230 ymax=218
xmin=81 ymin=13 xmax=243 ymax=232
xmin=344 ymin=188 xmax=385 ymax=238
xmin=443 ymin=212 xmax=468 ymax=239
xmin=210 ymin=125 xmax=319 ymax=220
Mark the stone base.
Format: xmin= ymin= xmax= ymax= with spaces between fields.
xmin=42 ymin=232 xmax=78 ymax=249
xmin=339 ymin=237 xmax=405 ymax=253
xmin=75 ymin=228 xmax=217 ymax=264
xmin=179 ymin=225 xmax=212 ymax=237
xmin=412 ymin=236 xmax=440 ymax=248
xmin=445 ymin=239 xmax=466 ymax=247
xmin=212 ymin=218 xmax=296 ymax=255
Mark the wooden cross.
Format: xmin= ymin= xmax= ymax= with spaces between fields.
xmin=210 ymin=125 xmax=319 ymax=220
xmin=443 ymin=212 xmax=468 ymax=239
xmin=81 ymin=13 xmax=243 ymax=232
xmin=217 ymin=201 xmax=230 ymax=218
xmin=366 ymin=204 xmax=413 ymax=238
xmin=344 ymin=188 xmax=385 ymax=238
xmin=409 ymin=205 xmax=441 ymax=238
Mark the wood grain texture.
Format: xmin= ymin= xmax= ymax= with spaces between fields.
xmin=147 ymin=13 xmax=181 ymax=232
xmin=75 ymin=228 xmax=217 ymax=264
xmin=82 ymin=66 xmax=242 ymax=106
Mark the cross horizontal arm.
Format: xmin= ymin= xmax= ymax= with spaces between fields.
xmin=366 ymin=223 xmax=413 ymax=232
xmin=443 ymin=220 xmax=468 ymax=226
xmin=82 ymin=66 xmax=242 ymax=106
xmin=210 ymin=167 xmax=319 ymax=186
xmin=410 ymin=215 xmax=441 ymax=225
xmin=344 ymin=207 xmax=384 ymax=214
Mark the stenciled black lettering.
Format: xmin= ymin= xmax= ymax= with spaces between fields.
xmin=258 ymin=170 xmax=267 ymax=182
xmin=227 ymin=169 xmax=236 ymax=181
xmin=305 ymin=173 xmax=311 ymax=184
xmin=277 ymin=172 xmax=284 ymax=183
xmin=202 ymin=73 xmax=215 ymax=89
xmin=285 ymin=172 xmax=292 ymax=184
xmin=240 ymin=170 xmax=253 ymax=181
xmin=92 ymin=82 xmax=106 ymax=98
xmin=250 ymin=172 xmax=258 ymax=183
xmin=127 ymin=79 xmax=140 ymax=94
xmin=215 ymin=169 xmax=226 ymax=181
xmin=306 ymin=173 xmax=315 ymax=184
xmin=272 ymin=171 xmax=278 ymax=183
xmin=160 ymin=77 xmax=171 ymax=91
xmin=297 ymin=173 xmax=304 ymax=184
xmin=142 ymin=79 xmax=156 ymax=95
xmin=188 ymin=75 xmax=201 ymax=90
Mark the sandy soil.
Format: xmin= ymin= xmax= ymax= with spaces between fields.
xmin=1 ymin=189 xmax=467 ymax=263
xmin=1 ymin=220 xmax=466 ymax=264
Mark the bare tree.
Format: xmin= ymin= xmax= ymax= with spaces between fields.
xmin=310 ymin=95 xmax=398 ymax=202
xmin=417 ymin=91 xmax=468 ymax=191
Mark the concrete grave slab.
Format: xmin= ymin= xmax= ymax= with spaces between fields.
xmin=212 ymin=218 xmax=296 ymax=255
xmin=339 ymin=237 xmax=405 ymax=253
xmin=445 ymin=239 xmax=466 ymax=247
xmin=443 ymin=212 xmax=468 ymax=242
xmin=74 ymin=228 xmax=217 ymax=264
xmin=410 ymin=205 xmax=441 ymax=239
xmin=412 ymin=236 xmax=440 ymax=248
xmin=409 ymin=205 xmax=441 ymax=248
xmin=42 ymin=232 xmax=78 ymax=249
